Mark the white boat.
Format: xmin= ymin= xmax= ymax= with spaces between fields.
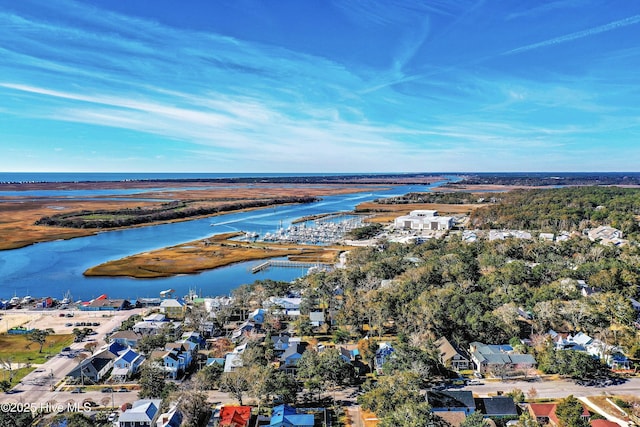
xmin=9 ymin=296 xmax=20 ymax=306
xmin=61 ymin=290 xmax=73 ymax=304
xmin=21 ymin=295 xmax=33 ymax=305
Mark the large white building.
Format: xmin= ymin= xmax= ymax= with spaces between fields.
xmin=393 ymin=210 xmax=454 ymax=231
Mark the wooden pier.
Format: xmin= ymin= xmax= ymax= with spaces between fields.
xmin=251 ymin=260 xmax=332 ymax=273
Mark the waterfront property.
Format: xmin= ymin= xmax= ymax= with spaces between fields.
xmin=393 ymin=210 xmax=454 ymax=231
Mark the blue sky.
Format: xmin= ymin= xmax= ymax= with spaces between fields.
xmin=1 ymin=0 xmax=639 ymax=173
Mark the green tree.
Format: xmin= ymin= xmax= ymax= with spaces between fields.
xmin=27 ymin=328 xmax=54 ymax=353
xmin=516 ymin=411 xmax=539 ymax=427
xmin=297 ymin=349 xmax=324 ymax=400
xmin=379 ymin=401 xmax=442 ymax=427
xmin=460 ymin=411 xmax=489 ymax=427
xmin=194 ymin=363 xmax=223 ymax=390
xmin=173 ymin=390 xmax=209 ymax=427
xmin=43 ymin=412 xmax=95 ymax=427
xmin=266 ymin=370 xmax=298 ymax=404
xmin=556 ymin=395 xmax=589 ymax=427
xmin=506 ymin=388 xmax=525 ymax=403
xmin=219 ymin=369 xmax=250 ymax=405
xmin=358 ymin=372 xmax=423 ymax=419
xmin=138 ymin=364 xmax=167 ymax=399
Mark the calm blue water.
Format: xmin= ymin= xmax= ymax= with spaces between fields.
xmin=0 ymin=172 xmax=409 ymax=183
xmin=0 ymin=175 xmax=458 ymax=301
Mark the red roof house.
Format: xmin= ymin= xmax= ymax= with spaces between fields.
xmin=219 ymin=406 xmax=251 ymax=427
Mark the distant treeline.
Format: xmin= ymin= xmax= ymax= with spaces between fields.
xmin=470 ymin=186 xmax=640 ymax=235
xmin=374 ymin=192 xmax=492 ymax=205
xmin=451 ymin=172 xmax=640 ymax=186
xmin=35 ymin=196 xmax=318 ymax=229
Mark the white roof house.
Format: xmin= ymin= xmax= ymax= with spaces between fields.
xmin=119 ymin=399 xmax=162 ymax=427
xmin=394 ymin=210 xmax=454 ymax=231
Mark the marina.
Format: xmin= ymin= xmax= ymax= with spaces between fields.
xmin=0 ymin=176 xmax=458 ymax=301
xmin=262 ymin=213 xmax=369 ymax=244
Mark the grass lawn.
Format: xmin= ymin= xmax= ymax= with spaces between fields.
xmin=0 ymin=366 xmax=37 ymax=388
xmin=0 ymin=333 xmax=74 ymax=364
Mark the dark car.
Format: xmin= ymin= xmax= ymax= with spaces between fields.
xmin=117 ymin=387 xmax=129 ymax=392
xmin=71 ymin=387 xmax=84 ymax=394
xmin=101 ymin=387 xmax=113 ymax=393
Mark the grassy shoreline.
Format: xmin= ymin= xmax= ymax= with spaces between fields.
xmin=0 ymin=183 xmax=385 ymax=251
xmin=84 ymin=232 xmax=349 ymax=278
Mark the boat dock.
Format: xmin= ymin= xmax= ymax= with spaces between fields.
xmin=251 ymin=260 xmax=332 ymax=273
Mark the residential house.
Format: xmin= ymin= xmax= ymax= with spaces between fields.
xmin=264 ymin=297 xmax=302 ymax=315
xmin=133 ymin=320 xmax=181 ymax=336
xmin=112 ymin=348 xmax=146 ymax=381
xmin=156 ymin=405 xmax=182 ymax=427
xmin=528 ymin=403 xmax=590 ymax=426
xmin=374 ymin=342 xmax=394 ymax=373
xmin=279 ymin=343 xmax=308 ymax=374
xmin=223 ymin=343 xmax=248 ymax=373
xmin=248 ymin=308 xmax=266 ymax=325
xmin=309 ymin=311 xmax=325 ymax=327
xmin=144 ymin=313 xmax=167 ymax=322
xmin=218 ymin=406 xmax=252 ymax=427
xmin=394 ymin=210 xmax=454 ymax=231
xmin=475 ymin=397 xmax=518 ymax=418
xmin=110 ymin=330 xmax=143 ymax=348
xmin=427 ymin=390 xmax=476 ymax=414
xmin=590 ymin=420 xmax=621 ymax=427
xmin=434 ymin=412 xmax=467 ymax=427
xmin=489 ymin=230 xmax=532 ymax=240
xmin=160 ymin=299 xmax=187 ymax=319
xmin=539 ymin=233 xmax=555 ymax=241
xmin=587 ymin=226 xmax=625 ymax=246
xmin=181 ymin=331 xmax=206 ymax=350
xmin=469 ymin=342 xmax=537 ymax=376
xmin=272 ymin=335 xmax=291 ymax=355
xmin=339 ymin=346 xmax=360 ymax=363
xmin=150 ymin=349 xmax=187 ymax=380
xmin=434 ymin=337 xmax=469 ymax=371
xmin=269 ymin=405 xmax=315 ymax=427
xmin=80 ymin=298 xmax=131 ymax=311
xmin=118 ymin=399 xmax=162 ymax=427
xmin=231 ymin=321 xmax=256 ymax=342
xmin=66 ymin=354 xmax=115 ymax=384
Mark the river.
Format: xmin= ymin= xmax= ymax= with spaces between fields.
xmin=0 ymin=177 xmax=458 ymax=301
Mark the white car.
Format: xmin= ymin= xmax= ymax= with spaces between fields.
xmin=107 ymin=413 xmax=117 ymax=422
xmin=467 ymin=379 xmax=484 ymax=386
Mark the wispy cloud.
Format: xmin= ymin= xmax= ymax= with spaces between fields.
xmin=1 ymin=0 xmax=639 ymax=172
xmin=503 ymin=14 xmax=640 ymax=55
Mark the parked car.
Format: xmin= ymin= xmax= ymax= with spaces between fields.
xmin=117 ymin=387 xmax=129 ymax=393
xmin=101 ymin=387 xmax=113 ymax=393
xmin=71 ymin=387 xmax=84 ymax=394
xmin=467 ymin=379 xmax=484 ymax=386
xmin=65 ymin=323 xmax=73 ymax=327
xmin=107 ymin=413 xmax=117 ymax=422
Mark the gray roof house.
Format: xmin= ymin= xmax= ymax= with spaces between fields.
xmin=427 ymin=390 xmax=476 ymax=414
xmin=475 ymin=397 xmax=518 ymax=418
xmin=469 ymin=342 xmax=536 ymax=376
xmin=118 ymin=399 xmax=162 ymax=427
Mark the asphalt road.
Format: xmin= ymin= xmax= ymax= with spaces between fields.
xmin=0 ymin=308 xmax=144 ymax=409
xmin=455 ymin=377 xmax=640 ymax=398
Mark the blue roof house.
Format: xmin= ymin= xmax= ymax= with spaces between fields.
xmin=269 ymin=405 xmax=314 ymax=427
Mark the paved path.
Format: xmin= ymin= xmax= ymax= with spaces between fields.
xmin=579 ymin=396 xmax=630 ymax=427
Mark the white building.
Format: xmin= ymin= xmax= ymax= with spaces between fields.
xmin=394 ymin=210 xmax=454 ymax=231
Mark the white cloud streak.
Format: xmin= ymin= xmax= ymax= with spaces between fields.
xmin=503 ymin=14 xmax=640 ymax=55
